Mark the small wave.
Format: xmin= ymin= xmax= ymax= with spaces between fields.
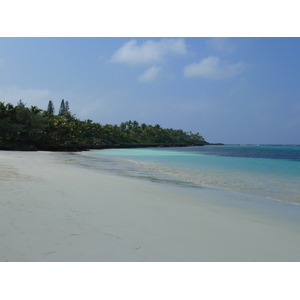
xmin=127 ymin=159 xmax=300 ymax=205
xmin=79 ymin=149 xmax=300 ymax=205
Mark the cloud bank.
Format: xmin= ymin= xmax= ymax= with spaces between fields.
xmin=184 ymin=56 xmax=246 ymax=80
xmin=0 ymin=86 xmax=51 ymax=105
xmin=110 ymin=38 xmax=187 ymax=65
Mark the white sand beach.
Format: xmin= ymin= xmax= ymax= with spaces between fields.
xmin=1 ymin=150 xmax=300 ymax=262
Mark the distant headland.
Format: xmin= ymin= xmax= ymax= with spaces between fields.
xmin=0 ymin=100 xmax=212 ymax=151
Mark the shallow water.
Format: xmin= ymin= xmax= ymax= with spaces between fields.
xmin=76 ymin=145 xmax=300 ymax=205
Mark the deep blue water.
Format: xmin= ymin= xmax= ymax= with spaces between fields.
xmin=79 ymin=145 xmax=300 ymax=205
xmin=178 ymin=144 xmax=300 ymax=161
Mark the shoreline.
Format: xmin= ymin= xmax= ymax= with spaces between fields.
xmin=0 ymin=142 xmax=209 ymax=152
xmin=79 ymin=147 xmax=300 ymax=207
xmin=1 ymin=150 xmax=300 ymax=261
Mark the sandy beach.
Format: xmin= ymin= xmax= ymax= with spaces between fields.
xmin=1 ymin=150 xmax=300 ymax=262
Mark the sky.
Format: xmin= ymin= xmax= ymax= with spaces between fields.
xmin=0 ymin=37 xmax=299 ymax=144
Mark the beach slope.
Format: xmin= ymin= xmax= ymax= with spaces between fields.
xmin=1 ymin=151 xmax=300 ymax=262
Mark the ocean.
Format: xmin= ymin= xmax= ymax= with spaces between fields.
xmin=75 ymin=145 xmax=300 ymax=206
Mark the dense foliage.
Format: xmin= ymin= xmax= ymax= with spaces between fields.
xmin=0 ymin=100 xmax=208 ymax=151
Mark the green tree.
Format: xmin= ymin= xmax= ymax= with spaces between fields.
xmin=47 ymin=100 xmax=55 ymax=115
xmin=14 ymin=100 xmax=48 ymax=144
xmin=59 ymin=99 xmax=66 ymax=116
xmin=65 ymin=100 xmax=69 ymax=113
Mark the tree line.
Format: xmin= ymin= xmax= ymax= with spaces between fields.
xmin=0 ymin=100 xmax=208 ymax=151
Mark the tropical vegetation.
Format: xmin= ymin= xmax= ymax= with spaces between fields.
xmin=0 ymin=100 xmax=208 ymax=151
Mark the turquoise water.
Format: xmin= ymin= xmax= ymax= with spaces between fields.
xmin=79 ymin=145 xmax=300 ymax=205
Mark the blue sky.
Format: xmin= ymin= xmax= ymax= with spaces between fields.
xmin=0 ymin=37 xmax=299 ymax=144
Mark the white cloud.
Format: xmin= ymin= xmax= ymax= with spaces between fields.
xmin=0 ymin=86 xmax=51 ymax=106
xmin=184 ymin=56 xmax=246 ymax=80
xmin=110 ymin=38 xmax=187 ymax=65
xmin=138 ymin=65 xmax=162 ymax=83
xmin=206 ymin=37 xmax=234 ymax=53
